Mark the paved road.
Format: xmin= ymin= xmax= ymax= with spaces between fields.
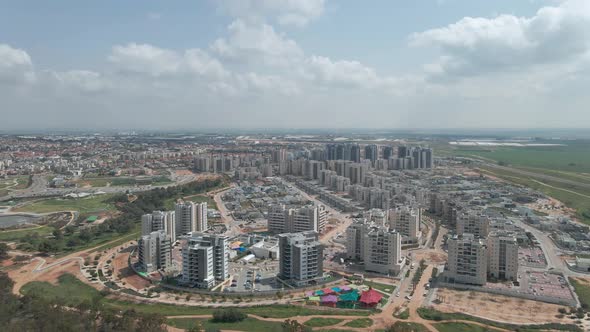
xmin=1 ymin=172 xmax=198 ymax=202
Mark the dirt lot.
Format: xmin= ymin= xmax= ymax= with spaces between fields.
xmin=431 ymin=288 xmax=566 ymax=324
xmin=112 ymin=250 xmax=150 ymax=291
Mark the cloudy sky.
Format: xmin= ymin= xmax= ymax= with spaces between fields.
xmin=1 ymin=0 xmax=590 ymax=131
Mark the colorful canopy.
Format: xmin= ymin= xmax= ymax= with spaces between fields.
xmin=322 ymin=288 xmax=335 ymax=295
xmin=339 ymin=290 xmax=359 ymax=302
xmin=305 ymin=291 xmax=314 ymax=297
xmin=308 ymin=296 xmax=321 ymax=302
xmin=359 ymin=289 xmax=383 ymax=305
xmin=331 ymin=287 xmax=341 ymax=293
xmin=321 ymin=295 xmax=338 ymax=303
xmin=314 ymin=290 xmax=324 ymax=296
xmin=340 ymin=285 xmax=352 ymax=292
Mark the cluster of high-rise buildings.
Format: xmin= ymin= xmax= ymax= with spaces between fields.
xmin=137 ymin=201 xmax=208 ymax=273
xmin=446 ymin=211 xmax=519 ymax=285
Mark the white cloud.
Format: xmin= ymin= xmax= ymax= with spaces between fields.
xmin=217 ymin=0 xmax=325 ymax=27
xmin=410 ymin=0 xmax=590 ymax=78
xmin=211 ymin=20 xmax=303 ymax=66
xmin=109 ymin=43 xmax=181 ymax=76
xmin=147 ymin=12 xmax=162 ymax=21
xmin=0 ymin=44 xmax=36 ymax=84
xmin=50 ymin=70 xmax=107 ymax=93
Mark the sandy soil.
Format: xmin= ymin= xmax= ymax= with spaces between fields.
xmin=113 ymin=250 xmax=150 ymax=290
xmin=431 ymin=288 xmax=566 ymax=324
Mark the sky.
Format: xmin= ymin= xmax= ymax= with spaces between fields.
xmin=1 ymin=0 xmax=590 ymax=131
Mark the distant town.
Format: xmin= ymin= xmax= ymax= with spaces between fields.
xmin=1 ymin=132 xmax=590 ymax=332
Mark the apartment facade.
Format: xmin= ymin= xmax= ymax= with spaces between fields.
xmin=181 ymin=233 xmax=229 ymax=288
xmin=278 ymin=231 xmax=324 ymax=286
xmin=447 ymin=234 xmax=488 ymax=285
xmin=389 ymin=205 xmax=421 ymax=243
xmin=141 ymin=210 xmax=176 ymax=241
xmin=138 ymin=230 xmax=172 ymax=273
xmin=487 ymin=231 xmax=519 ymax=281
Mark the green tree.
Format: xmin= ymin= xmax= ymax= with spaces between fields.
xmin=0 ymin=243 xmax=8 ymax=259
xmin=282 ymin=319 xmax=312 ymax=332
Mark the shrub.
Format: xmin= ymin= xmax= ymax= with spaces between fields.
xmin=211 ymin=308 xmax=246 ymax=323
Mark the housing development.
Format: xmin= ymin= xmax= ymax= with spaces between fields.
xmin=2 ymin=132 xmax=590 ymax=332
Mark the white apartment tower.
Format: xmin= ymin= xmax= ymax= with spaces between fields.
xmin=138 ymin=230 xmax=172 ymax=273
xmin=267 ymin=204 xmax=327 ymax=234
xmin=447 ymin=234 xmax=487 ymax=285
xmin=346 ymin=219 xmax=404 ymax=275
xmin=175 ymin=201 xmax=208 ymax=236
xmin=487 ymin=231 xmax=519 ymax=281
xmin=181 ymin=233 xmax=229 ymax=288
xmin=364 ymin=228 xmax=403 ymax=275
xmin=141 ymin=210 xmax=176 ymax=241
xmin=457 ymin=211 xmax=490 ymax=238
xmin=389 ymin=206 xmax=421 ymax=243
xmin=278 ymin=231 xmax=324 ymax=286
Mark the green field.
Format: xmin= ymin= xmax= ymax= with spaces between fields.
xmin=441 ymin=140 xmax=590 ymax=174
xmin=363 ymin=280 xmax=396 ymax=294
xmin=387 ymin=322 xmax=429 ymax=332
xmin=417 ymin=308 xmax=581 ymax=332
xmin=14 ymin=195 xmax=115 ymax=214
xmin=344 ymin=318 xmax=373 ymax=328
xmin=569 ymin=278 xmax=590 ymax=310
xmin=433 ymin=322 xmax=502 ymax=332
xmin=167 ymin=317 xmax=284 ymax=332
xmin=304 ymin=317 xmax=343 ymax=327
xmin=0 ymin=225 xmax=53 ymax=241
xmin=21 ymin=273 xmax=370 ymax=318
xmin=21 ymin=274 xmax=102 ymax=306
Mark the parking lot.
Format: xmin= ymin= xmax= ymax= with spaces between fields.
xmin=224 ymin=259 xmax=282 ymax=293
xmin=519 ymin=246 xmax=547 ymax=268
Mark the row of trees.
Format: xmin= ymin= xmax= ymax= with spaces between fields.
xmin=0 ymin=272 xmax=166 ymax=332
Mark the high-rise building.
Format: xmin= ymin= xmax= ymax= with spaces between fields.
xmin=142 ymin=210 xmax=176 ymax=241
xmin=389 ymin=206 xmax=421 ymax=243
xmin=364 ymin=144 xmax=378 ymax=163
xmin=447 ymin=234 xmax=487 ymax=285
xmin=457 ymin=211 xmax=490 ymax=238
xmin=175 ymin=201 xmax=208 ymax=236
xmin=487 ymin=231 xmax=519 ymax=281
xmin=350 ymin=144 xmax=361 ymax=162
xmin=382 ymin=146 xmax=394 ymax=160
xmin=267 ymin=204 xmax=327 ymax=234
xmin=138 ymin=230 xmax=172 ymax=273
xmin=364 ymin=228 xmax=403 ymax=275
xmin=271 ymin=148 xmax=287 ymax=163
xmin=278 ymin=231 xmax=324 ymax=286
xmin=181 ymin=233 xmax=229 ymax=288
xmin=346 ymin=219 xmax=404 ymax=275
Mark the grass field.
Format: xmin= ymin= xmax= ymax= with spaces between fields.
xmin=14 ymin=194 xmax=115 ymax=214
xmin=167 ymin=317 xmax=284 ymax=332
xmin=304 ymin=317 xmax=343 ymax=327
xmin=363 ymin=280 xmax=396 ymax=294
xmin=433 ymin=322 xmax=502 ymax=332
xmin=441 ymin=140 xmax=590 ymax=174
xmin=0 ymin=225 xmax=54 ymax=241
xmin=569 ymin=278 xmax=590 ymax=310
xmin=21 ymin=274 xmax=102 ymax=306
xmin=387 ymin=322 xmax=429 ymax=332
xmin=20 ymin=273 xmax=371 ymax=318
xmin=417 ymin=308 xmax=581 ymax=331
xmin=344 ymin=318 xmax=373 ymax=328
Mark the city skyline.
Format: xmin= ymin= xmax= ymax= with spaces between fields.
xmin=2 ymin=0 xmax=590 ymax=130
